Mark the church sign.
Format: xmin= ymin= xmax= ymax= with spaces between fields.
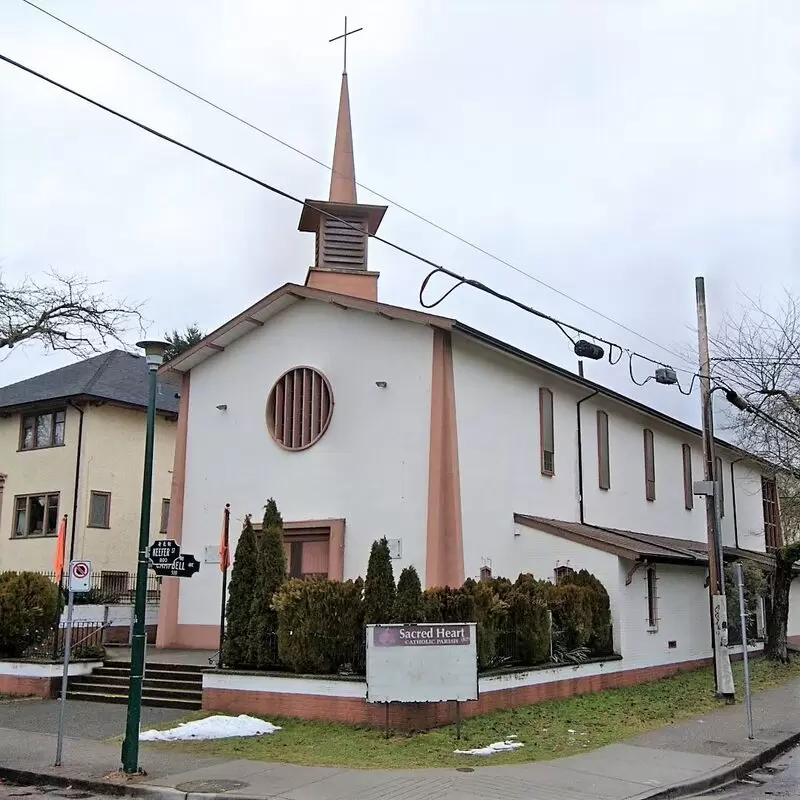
xmin=366 ymin=622 xmax=478 ymax=704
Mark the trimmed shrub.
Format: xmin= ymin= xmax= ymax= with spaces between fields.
xmin=421 ymin=585 xmax=475 ymax=624
xmin=394 ymin=566 xmax=423 ymax=623
xmin=0 ymin=571 xmax=62 ymax=658
xmin=274 ymin=577 xmax=364 ymax=674
xmin=364 ymin=538 xmax=395 ymax=624
xmin=463 ymin=578 xmax=508 ymax=669
xmin=249 ymin=499 xmax=288 ymax=669
xmin=223 ymin=515 xmax=259 ymax=668
xmin=548 ymin=583 xmax=594 ymax=651
xmin=505 ymin=574 xmax=551 ymax=666
xmin=725 ymin=561 xmax=767 ymax=645
xmin=560 ymin=569 xmax=613 ymax=654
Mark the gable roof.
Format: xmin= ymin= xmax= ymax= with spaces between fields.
xmin=514 ymin=514 xmax=776 ymax=569
xmin=159 ymin=281 xmax=762 ymax=463
xmin=0 ymin=349 xmax=179 ymax=415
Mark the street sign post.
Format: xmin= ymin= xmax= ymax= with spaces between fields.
xmin=55 ymin=560 xmax=92 ymax=766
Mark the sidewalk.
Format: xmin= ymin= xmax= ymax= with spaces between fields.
xmin=3 ymin=679 xmax=800 ymax=800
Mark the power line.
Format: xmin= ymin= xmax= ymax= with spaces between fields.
xmin=0 ymin=51 xmax=701 ymax=399
xmin=17 ymin=0 xmax=697 ymax=371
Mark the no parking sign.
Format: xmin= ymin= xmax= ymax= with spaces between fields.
xmin=68 ymin=560 xmax=92 ymax=592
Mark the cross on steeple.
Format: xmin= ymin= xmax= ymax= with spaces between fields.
xmin=329 ymin=16 xmax=363 ymax=74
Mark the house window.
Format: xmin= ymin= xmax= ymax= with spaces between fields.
xmin=539 ymin=388 xmax=555 ymax=476
xmin=160 ymin=498 xmax=171 ymax=534
xmin=762 ymin=476 xmax=781 ymax=550
xmin=554 ymin=564 xmax=574 ymax=584
xmin=266 ymin=367 xmax=333 ymax=451
xmin=643 ymin=428 xmax=656 ymax=501
xmin=715 ymin=456 xmax=725 ymax=518
xmin=682 ymin=444 xmax=693 ymax=510
xmin=284 ymin=531 xmax=330 ymax=579
xmin=646 ymin=566 xmax=658 ymax=630
xmin=597 ymin=410 xmax=610 ymax=490
xmin=20 ymin=409 xmax=66 ymax=450
xmin=87 ymin=491 xmax=111 ymax=528
xmin=12 ymin=493 xmax=60 ymax=538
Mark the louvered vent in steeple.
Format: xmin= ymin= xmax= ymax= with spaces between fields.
xmin=317 ymin=215 xmax=368 ymax=271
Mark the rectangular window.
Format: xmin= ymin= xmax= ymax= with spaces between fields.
xmin=284 ymin=532 xmax=330 ymax=579
xmin=643 ymin=428 xmax=656 ymax=501
xmin=682 ymin=444 xmax=694 ymax=510
xmin=646 ymin=566 xmax=658 ymax=630
xmin=539 ymin=388 xmax=555 ymax=476
xmin=12 ymin=493 xmax=60 ymax=537
xmin=20 ymin=409 xmax=66 ymax=450
xmin=87 ymin=491 xmax=111 ymax=528
xmin=597 ymin=410 xmax=610 ymax=490
xmin=160 ymin=498 xmax=171 ymax=534
xmin=762 ymin=476 xmax=781 ymax=550
xmin=715 ymin=456 xmax=725 ymax=518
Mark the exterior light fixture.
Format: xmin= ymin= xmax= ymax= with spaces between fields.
xmin=724 ymin=390 xmax=751 ymax=412
xmin=375 ymin=381 xmax=388 ymax=388
xmin=216 ymin=404 xmax=228 ymax=411
xmin=574 ymin=340 xmax=604 ymax=360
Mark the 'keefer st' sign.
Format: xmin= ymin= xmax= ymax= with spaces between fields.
xmin=147 ymin=539 xmax=201 ymax=578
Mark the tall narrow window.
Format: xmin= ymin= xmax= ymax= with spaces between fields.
xmin=539 ymin=387 xmax=555 ymax=476
xmin=643 ymin=429 xmax=656 ymax=501
xmin=682 ymin=444 xmax=693 ymax=510
xmin=87 ymin=491 xmax=111 ymax=528
xmin=714 ymin=456 xmax=725 ymax=518
xmin=646 ymin=566 xmax=658 ymax=630
xmin=597 ymin=410 xmax=610 ymax=490
xmin=762 ymin=476 xmax=781 ymax=550
xmin=160 ymin=498 xmax=171 ymax=534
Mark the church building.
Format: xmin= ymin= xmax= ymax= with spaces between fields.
xmin=156 ymin=69 xmax=791 ymax=674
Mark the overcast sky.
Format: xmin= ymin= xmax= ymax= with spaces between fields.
xmin=1 ymin=0 xmax=797 ymax=428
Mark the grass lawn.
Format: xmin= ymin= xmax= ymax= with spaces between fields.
xmin=142 ymin=656 xmax=800 ymax=769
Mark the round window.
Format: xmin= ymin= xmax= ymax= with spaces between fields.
xmin=266 ymin=366 xmax=333 ymax=450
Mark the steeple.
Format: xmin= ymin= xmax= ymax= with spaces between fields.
xmin=299 ymin=19 xmax=387 ymax=302
xmin=328 ymin=73 xmax=357 ymax=204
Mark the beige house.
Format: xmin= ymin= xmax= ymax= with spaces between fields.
xmin=0 ymin=350 xmax=177 ymax=580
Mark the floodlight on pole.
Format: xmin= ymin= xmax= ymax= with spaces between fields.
xmin=121 ymin=339 xmax=169 ymax=774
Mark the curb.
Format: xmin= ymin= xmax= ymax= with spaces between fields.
xmin=634 ymin=730 xmax=800 ymax=800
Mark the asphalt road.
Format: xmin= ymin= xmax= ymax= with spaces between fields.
xmin=0 ymin=779 xmax=116 ymax=800
xmin=693 ymin=744 xmax=800 ymax=798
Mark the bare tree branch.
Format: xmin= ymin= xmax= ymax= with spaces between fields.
xmin=0 ymin=269 xmax=145 ymax=359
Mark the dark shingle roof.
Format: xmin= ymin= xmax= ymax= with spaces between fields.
xmin=0 ymin=350 xmax=179 ymax=415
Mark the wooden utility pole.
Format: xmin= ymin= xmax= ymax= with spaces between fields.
xmin=695 ymin=276 xmax=735 ymax=700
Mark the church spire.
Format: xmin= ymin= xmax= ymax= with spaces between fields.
xmin=298 ymin=18 xmax=388 ymax=302
xmin=328 ymin=72 xmax=357 ymax=204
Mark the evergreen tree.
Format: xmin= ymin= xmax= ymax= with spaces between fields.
xmin=364 ymin=537 xmax=396 ymax=624
xmin=249 ymin=499 xmax=288 ymax=668
xmin=393 ymin=565 xmax=422 ymax=623
xmin=223 ymin=515 xmax=259 ymax=667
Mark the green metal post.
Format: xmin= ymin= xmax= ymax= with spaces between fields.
xmin=121 ymin=361 xmax=158 ymax=773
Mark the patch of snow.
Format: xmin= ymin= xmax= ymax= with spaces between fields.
xmin=454 ymin=740 xmax=524 ymax=756
xmin=140 ymin=714 xmax=282 ymax=742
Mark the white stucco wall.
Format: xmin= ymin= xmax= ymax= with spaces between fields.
xmin=178 ymin=301 xmax=433 ymax=627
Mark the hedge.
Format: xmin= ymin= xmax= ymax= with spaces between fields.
xmin=0 ymin=571 xmax=62 ymax=658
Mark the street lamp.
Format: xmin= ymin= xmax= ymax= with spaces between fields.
xmin=121 ymin=340 xmax=169 ymax=774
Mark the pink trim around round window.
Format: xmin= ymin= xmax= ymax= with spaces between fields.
xmin=266 ymin=366 xmax=334 ymax=451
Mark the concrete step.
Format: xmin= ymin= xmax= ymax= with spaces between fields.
xmin=67 ymin=681 xmax=201 ymax=701
xmin=65 ymin=689 xmax=201 ymax=711
xmin=106 ymin=660 xmax=205 ymax=674
xmin=93 ymin=666 xmax=202 ymax=684
xmin=79 ymin=674 xmax=202 ymax=692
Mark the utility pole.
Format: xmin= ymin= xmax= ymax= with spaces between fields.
xmin=695 ymin=276 xmax=735 ymax=701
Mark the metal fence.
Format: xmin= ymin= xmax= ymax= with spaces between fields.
xmin=23 ymin=621 xmax=108 ymax=662
xmin=38 ymin=571 xmax=162 ymax=605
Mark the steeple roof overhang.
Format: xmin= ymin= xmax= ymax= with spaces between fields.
xmin=297 ymin=199 xmax=387 ymax=235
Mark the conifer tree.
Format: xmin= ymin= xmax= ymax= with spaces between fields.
xmin=393 ymin=565 xmax=423 ymax=623
xmin=223 ymin=515 xmax=259 ymax=667
xmin=249 ymin=498 xmax=287 ymax=668
xmin=364 ymin=537 xmax=396 ymax=624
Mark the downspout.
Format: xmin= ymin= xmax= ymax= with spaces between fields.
xmin=68 ymin=401 xmax=85 ymax=562
xmin=730 ymin=458 xmax=744 ymax=550
xmin=577 ymin=386 xmax=600 ymax=525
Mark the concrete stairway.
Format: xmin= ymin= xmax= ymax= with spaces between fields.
xmin=66 ymin=660 xmax=203 ymax=710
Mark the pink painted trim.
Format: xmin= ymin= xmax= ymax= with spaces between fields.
xmin=156 ymin=372 xmax=190 ymax=649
